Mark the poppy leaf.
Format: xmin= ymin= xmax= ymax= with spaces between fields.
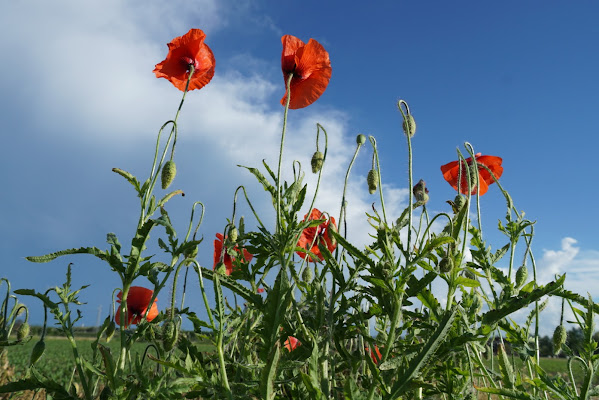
xmin=111 ymin=168 xmax=141 ymax=195
xmin=329 ymin=229 xmax=375 ymax=268
xmin=481 ymin=275 xmax=565 ymax=325
xmin=26 ymin=247 xmax=109 ymax=264
xmin=193 ymin=265 xmax=262 ymax=307
xmin=239 ymin=165 xmax=276 ymax=197
xmin=14 ymin=289 xmax=58 ymax=311
xmin=388 ymin=307 xmax=458 ymax=398
xmin=156 ymin=189 xmax=184 ymax=209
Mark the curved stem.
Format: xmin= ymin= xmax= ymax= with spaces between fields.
xmin=184 ymin=201 xmax=205 ymax=241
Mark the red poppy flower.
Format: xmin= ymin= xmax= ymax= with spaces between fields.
xmin=365 ymin=345 xmax=382 ymax=364
xmin=153 ymin=29 xmax=215 ymax=92
xmin=115 ymin=286 xmax=158 ymax=327
xmin=440 ymin=153 xmax=503 ymax=195
xmin=213 ymin=233 xmax=253 ymax=276
xmin=296 ymin=208 xmax=337 ymax=262
xmin=280 ymin=35 xmax=332 ymax=109
xmin=284 ymin=336 xmax=301 ymax=352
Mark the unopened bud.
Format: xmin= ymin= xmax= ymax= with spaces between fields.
xmin=412 ymin=179 xmax=429 ymax=205
xmin=161 ymin=160 xmax=177 ymax=190
xmin=515 ymin=265 xmax=528 ymax=288
xmin=216 ymin=262 xmax=227 ymax=275
xmin=449 ymin=194 xmax=467 ymax=214
xmin=30 ymin=339 xmax=46 ymax=365
xmin=229 ymin=226 xmax=239 ymax=242
xmin=553 ymin=325 xmax=567 ymax=353
xmin=105 ymin=321 xmax=116 ymax=342
xmin=17 ymin=322 xmax=30 ymax=340
xmin=184 ymin=245 xmax=198 ymax=259
xmin=356 ymin=134 xmax=367 ymax=146
xmin=439 ymin=257 xmax=453 ymax=273
xmin=367 ymin=169 xmax=379 ymax=194
xmin=302 ymin=266 xmax=313 ymax=283
xmin=326 ymin=222 xmax=337 ymax=247
xmin=162 ymin=320 xmax=179 ymax=351
xmin=311 ymin=151 xmax=324 ymax=173
xmin=402 ymin=114 xmax=416 ymax=137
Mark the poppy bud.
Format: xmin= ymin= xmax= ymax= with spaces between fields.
xmin=356 ymin=134 xmax=366 ymax=146
xmin=402 ymin=114 xmax=416 ymax=137
xmin=515 ymin=265 xmax=528 ymax=288
xmin=553 ymin=325 xmax=567 ymax=353
xmin=367 ymin=169 xmax=379 ymax=194
xmin=30 ymin=339 xmax=46 ymax=365
xmin=302 ymin=266 xmax=313 ymax=283
xmin=412 ymin=179 xmax=429 ymax=205
xmin=439 ymin=257 xmax=453 ymax=273
xmin=311 ymin=151 xmax=324 ymax=173
xmin=448 ymin=194 xmax=467 ymax=214
xmin=105 ymin=320 xmax=116 ymax=342
xmin=184 ymin=245 xmax=198 ymax=259
xmin=472 ymin=292 xmax=483 ymax=315
xmin=162 ymin=320 xmax=179 ymax=351
xmin=161 ymin=160 xmax=177 ymax=190
xmin=17 ymin=322 xmax=30 ymax=340
xmin=215 ymin=262 xmax=227 ymax=275
xmin=229 ymin=226 xmax=239 ymax=242
xmin=326 ymin=222 xmax=337 ymax=247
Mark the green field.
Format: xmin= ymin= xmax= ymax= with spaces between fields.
xmin=4 ymin=337 xmax=150 ymax=387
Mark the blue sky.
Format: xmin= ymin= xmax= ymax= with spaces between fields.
xmin=2 ymin=1 xmax=598 ymax=335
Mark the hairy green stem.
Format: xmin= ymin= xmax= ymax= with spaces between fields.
xmin=276 ymin=73 xmax=293 ymax=233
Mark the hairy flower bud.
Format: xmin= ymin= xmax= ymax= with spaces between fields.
xmin=412 ymin=179 xmax=430 ymax=205
xmin=215 ymin=262 xmax=227 ymax=275
xmin=162 ymin=320 xmax=179 ymax=351
xmin=229 ymin=226 xmax=239 ymax=242
xmin=553 ymin=325 xmax=567 ymax=354
xmin=367 ymin=169 xmax=379 ymax=194
xmin=472 ymin=292 xmax=483 ymax=315
xmin=311 ymin=151 xmax=324 ymax=173
xmin=439 ymin=257 xmax=453 ymax=273
xmin=402 ymin=114 xmax=416 ymax=137
xmin=302 ymin=266 xmax=313 ymax=283
xmin=30 ymin=339 xmax=46 ymax=365
xmin=184 ymin=244 xmax=198 ymax=259
xmin=515 ymin=265 xmax=528 ymax=288
xmin=161 ymin=160 xmax=177 ymax=190
xmin=17 ymin=322 xmax=30 ymax=341
xmin=356 ymin=134 xmax=366 ymax=146
xmin=105 ymin=320 xmax=116 ymax=342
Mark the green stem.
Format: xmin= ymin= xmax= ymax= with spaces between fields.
xmin=398 ymin=101 xmax=414 ymax=257
xmin=190 ymin=260 xmax=215 ymax=328
xmin=276 ymin=73 xmax=293 ymax=233
xmin=369 ymin=136 xmax=388 ymax=225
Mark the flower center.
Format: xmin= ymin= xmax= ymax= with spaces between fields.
xmin=181 ymin=56 xmax=199 ymax=73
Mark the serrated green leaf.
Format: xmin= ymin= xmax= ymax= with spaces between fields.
xmin=387 ymin=306 xmax=457 ymax=398
xmin=26 ymin=247 xmax=108 ymax=263
xmin=482 ymin=275 xmax=565 ymax=325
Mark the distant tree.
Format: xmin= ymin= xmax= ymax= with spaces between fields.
xmin=538 ymin=335 xmax=552 ymax=357
xmin=566 ymin=327 xmax=584 ymax=355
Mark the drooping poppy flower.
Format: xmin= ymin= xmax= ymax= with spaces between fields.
xmin=115 ymin=286 xmax=158 ymax=327
xmin=280 ymin=35 xmax=332 ymax=109
xmin=440 ymin=153 xmax=503 ymax=196
xmin=365 ymin=345 xmax=382 ymax=364
xmin=213 ymin=233 xmax=253 ymax=276
xmin=284 ymin=336 xmax=301 ymax=352
xmin=296 ymin=208 xmax=337 ymax=263
xmin=153 ymin=28 xmax=215 ymax=92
